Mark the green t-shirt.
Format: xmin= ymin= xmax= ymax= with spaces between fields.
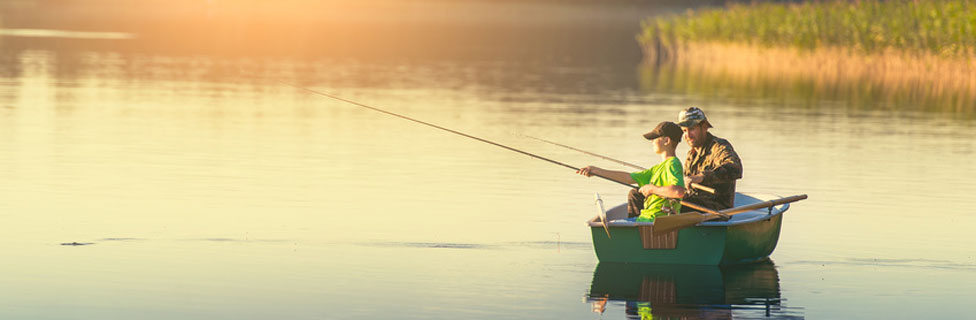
xmin=629 ymin=156 xmax=684 ymax=222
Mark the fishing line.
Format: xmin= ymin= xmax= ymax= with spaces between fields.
xmin=515 ymin=132 xmax=645 ymax=170
xmin=514 ymin=133 xmax=717 ymax=194
xmin=279 ymin=81 xmax=637 ymax=189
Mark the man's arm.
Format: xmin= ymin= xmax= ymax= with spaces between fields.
xmin=700 ymin=145 xmax=742 ymax=185
xmin=576 ymin=166 xmax=637 ymax=185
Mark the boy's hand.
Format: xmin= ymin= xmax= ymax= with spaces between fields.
xmin=577 ymin=166 xmax=601 ymax=177
xmin=638 ymin=184 xmax=656 ymax=197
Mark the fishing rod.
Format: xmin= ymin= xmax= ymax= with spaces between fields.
xmin=281 ymin=82 xmax=724 ymax=215
xmin=516 ymin=133 xmax=717 ymax=194
xmin=515 ymin=132 xmax=644 ymax=170
xmin=279 ymin=81 xmax=637 ymax=190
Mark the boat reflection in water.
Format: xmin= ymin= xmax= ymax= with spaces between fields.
xmin=586 ymin=260 xmax=803 ymax=319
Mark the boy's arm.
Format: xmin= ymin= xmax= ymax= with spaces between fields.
xmin=639 ymin=184 xmax=686 ymax=199
xmin=643 ymin=158 xmax=686 ymax=198
xmin=576 ymin=166 xmax=637 ymax=185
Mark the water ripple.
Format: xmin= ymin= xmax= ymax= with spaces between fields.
xmin=366 ymin=242 xmax=494 ymax=250
xmin=789 ymin=258 xmax=976 ymax=270
xmin=0 ymin=28 xmax=136 ymax=39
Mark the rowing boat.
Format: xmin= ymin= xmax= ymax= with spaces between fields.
xmin=587 ymin=192 xmax=791 ymax=265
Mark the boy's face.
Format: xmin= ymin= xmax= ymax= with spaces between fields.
xmin=652 ymin=136 xmax=669 ymax=154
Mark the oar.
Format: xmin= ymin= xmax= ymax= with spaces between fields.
xmin=652 ymin=213 xmax=723 ymax=235
xmin=594 ymin=193 xmax=611 ymax=238
xmin=653 ymin=201 xmax=727 ymax=235
xmin=652 ymin=194 xmax=808 ymax=234
xmin=679 ymin=200 xmax=727 ymax=218
xmin=716 ymin=194 xmax=808 ymax=216
xmin=516 ymin=133 xmax=716 ymax=194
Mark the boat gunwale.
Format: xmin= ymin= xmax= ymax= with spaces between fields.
xmin=586 ymin=192 xmax=790 ymax=229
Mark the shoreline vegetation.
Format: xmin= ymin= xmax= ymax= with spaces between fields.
xmin=639 ymin=0 xmax=976 ymax=112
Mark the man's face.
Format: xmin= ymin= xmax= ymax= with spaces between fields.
xmin=682 ymin=124 xmax=707 ymax=148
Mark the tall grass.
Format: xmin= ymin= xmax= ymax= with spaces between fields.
xmin=638 ymin=0 xmax=976 ymax=113
xmin=638 ymin=42 xmax=976 ymax=115
xmin=640 ymin=0 xmax=976 ymax=57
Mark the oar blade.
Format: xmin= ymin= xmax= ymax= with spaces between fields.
xmin=652 ymin=213 xmax=708 ymax=235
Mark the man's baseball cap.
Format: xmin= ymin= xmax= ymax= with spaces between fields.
xmin=643 ymin=121 xmax=683 ymax=142
xmin=677 ymin=107 xmax=713 ymax=128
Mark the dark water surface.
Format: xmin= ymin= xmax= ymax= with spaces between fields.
xmin=1 ymin=1 xmax=974 ymax=319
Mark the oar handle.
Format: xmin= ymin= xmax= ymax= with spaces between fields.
xmin=718 ymin=194 xmax=809 ymax=216
xmin=679 ymin=201 xmax=719 ymax=215
xmin=594 ymin=193 xmax=605 ymax=212
xmin=690 ymin=183 xmax=715 ymax=194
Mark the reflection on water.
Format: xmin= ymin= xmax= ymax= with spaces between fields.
xmin=639 ymin=62 xmax=976 ymax=118
xmin=1 ymin=0 xmax=975 ymax=319
xmin=587 ymin=260 xmax=804 ymax=319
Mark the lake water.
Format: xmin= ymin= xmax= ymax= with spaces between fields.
xmin=2 ymin=1 xmax=975 ymax=319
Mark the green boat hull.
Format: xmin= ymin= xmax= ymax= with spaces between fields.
xmin=590 ymin=199 xmax=784 ymax=265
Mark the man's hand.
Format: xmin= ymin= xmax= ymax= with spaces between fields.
xmin=685 ymin=174 xmax=704 ymax=189
xmin=577 ymin=166 xmax=602 ymax=177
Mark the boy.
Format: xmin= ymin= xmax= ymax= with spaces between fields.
xmin=577 ymin=121 xmax=686 ymax=222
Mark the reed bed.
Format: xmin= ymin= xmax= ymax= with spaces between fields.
xmin=641 ymin=0 xmax=976 ymax=57
xmin=652 ymin=42 xmax=975 ymax=112
xmin=639 ymin=0 xmax=976 ymax=113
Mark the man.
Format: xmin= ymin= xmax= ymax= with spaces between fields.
xmin=577 ymin=122 xmax=686 ymax=222
xmin=677 ymin=107 xmax=742 ymax=211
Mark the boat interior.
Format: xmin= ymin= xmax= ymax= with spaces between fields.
xmin=588 ymin=192 xmax=790 ymax=228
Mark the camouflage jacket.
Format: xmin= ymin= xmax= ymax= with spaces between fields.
xmin=683 ymin=133 xmax=742 ymax=210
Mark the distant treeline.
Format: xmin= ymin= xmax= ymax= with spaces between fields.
xmin=641 ymin=0 xmax=976 ymax=57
